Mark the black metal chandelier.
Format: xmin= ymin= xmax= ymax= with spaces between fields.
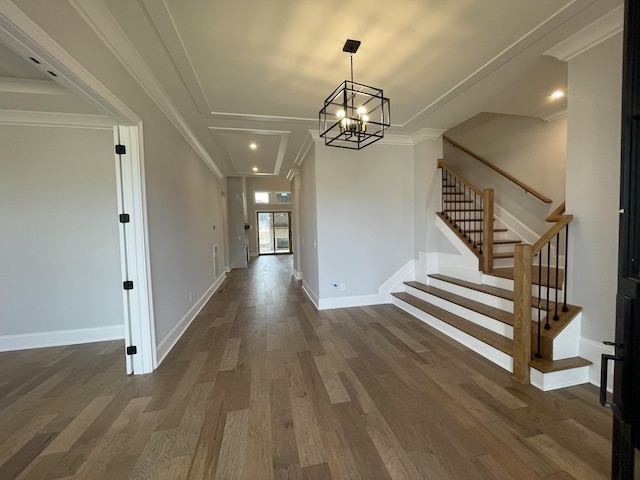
xmin=319 ymin=39 xmax=390 ymax=150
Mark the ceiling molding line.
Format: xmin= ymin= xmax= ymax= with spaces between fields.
xmin=294 ymin=134 xmax=314 ymax=167
xmin=68 ymin=0 xmax=224 ymax=179
xmin=401 ymin=0 xmax=583 ymax=129
xmin=286 ymin=168 xmax=300 ymax=181
xmin=209 ymin=110 xmax=317 ymax=124
xmin=140 ymin=0 xmax=213 ymax=118
xmin=0 ymin=109 xmax=114 ymax=129
xmin=0 ymin=1 xmax=139 ymax=125
xmin=274 ymin=134 xmax=290 ymax=176
xmin=0 ymin=76 xmax=71 ymax=95
xmin=412 ymin=128 xmax=446 ymax=144
xmin=541 ymin=109 xmax=568 ymax=123
xmin=544 ymin=5 xmax=623 ymax=62
xmin=208 ymin=126 xmax=292 ymax=135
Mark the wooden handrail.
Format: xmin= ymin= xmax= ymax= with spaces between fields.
xmin=545 ymin=202 xmax=566 ymax=222
xmin=532 ymin=214 xmax=572 ymax=253
xmin=443 ymin=136 xmax=553 ymax=204
xmin=438 ymin=160 xmax=482 ymax=195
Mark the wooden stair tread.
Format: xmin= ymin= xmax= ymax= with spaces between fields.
xmin=428 ymin=273 xmax=550 ymax=310
xmin=530 ymin=356 xmax=592 ymax=373
xmin=478 ymin=239 xmax=521 ymax=245
xmin=391 ymin=292 xmax=512 ymax=354
xmin=467 ymin=228 xmax=507 ymax=233
xmin=493 ymin=252 xmax=515 ymax=259
xmin=404 ymin=281 xmax=514 ymax=326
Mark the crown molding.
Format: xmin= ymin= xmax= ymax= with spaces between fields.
xmin=68 ymin=0 xmax=224 ymax=179
xmin=0 ymin=1 xmax=139 ymax=126
xmin=412 ymin=128 xmax=446 ymax=143
xmin=541 ymin=109 xmax=567 ymax=123
xmin=544 ymin=5 xmax=624 ymax=62
xmin=0 ymin=76 xmax=71 ymax=95
xmin=0 ymin=109 xmax=114 ymax=128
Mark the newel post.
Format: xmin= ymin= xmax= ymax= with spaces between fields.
xmin=512 ymin=243 xmax=533 ymax=384
xmin=481 ymin=188 xmax=494 ymax=273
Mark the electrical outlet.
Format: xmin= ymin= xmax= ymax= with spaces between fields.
xmin=340 ymin=283 xmax=346 ymax=291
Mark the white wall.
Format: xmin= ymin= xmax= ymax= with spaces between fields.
xmin=0 ymin=125 xmax=124 ymax=347
xmin=413 ymin=137 xmax=444 ymax=270
xmin=299 ymin=147 xmax=319 ymax=304
xmin=245 ymin=176 xmax=292 ymax=256
xmin=445 ymin=113 xmax=567 ymax=234
xmin=315 ymin=142 xmax=415 ymax=304
xmin=566 ymin=33 xmax=622 ymax=349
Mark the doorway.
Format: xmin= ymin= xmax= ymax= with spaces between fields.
xmin=258 ymin=212 xmax=292 ymax=255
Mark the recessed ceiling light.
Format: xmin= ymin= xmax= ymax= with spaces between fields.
xmin=550 ymin=90 xmax=565 ymax=99
xmin=252 ymin=167 xmax=258 ymax=172
xmin=249 ymin=142 xmax=257 ymax=150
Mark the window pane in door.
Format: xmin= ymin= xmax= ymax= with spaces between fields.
xmin=273 ymin=212 xmax=290 ymax=253
xmin=258 ymin=212 xmax=274 ymax=254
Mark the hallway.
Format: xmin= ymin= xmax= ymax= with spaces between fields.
xmin=0 ymin=255 xmax=612 ymax=479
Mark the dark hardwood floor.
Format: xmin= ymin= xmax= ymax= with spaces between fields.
xmin=0 ymin=255 xmax=614 ymax=479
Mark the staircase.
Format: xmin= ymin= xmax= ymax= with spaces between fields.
xmin=391 ymin=161 xmax=591 ymax=391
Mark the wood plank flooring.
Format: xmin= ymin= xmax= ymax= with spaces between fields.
xmin=0 ymin=255 xmax=615 ymax=479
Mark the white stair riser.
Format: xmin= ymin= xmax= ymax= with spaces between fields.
xmin=391 ymin=296 xmax=513 ymax=373
xmin=429 ymin=277 xmax=514 ymax=313
xmin=530 ymin=366 xmax=589 ymax=391
xmin=404 ymin=286 xmax=513 ymax=338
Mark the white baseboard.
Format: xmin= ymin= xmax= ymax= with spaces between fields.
xmin=155 ymin=272 xmax=227 ymax=366
xmin=0 ymin=325 xmax=125 ymax=352
xmin=580 ymin=337 xmax=615 ymax=392
xmin=293 ymin=269 xmax=303 ymax=280
xmin=319 ymin=293 xmax=384 ymax=310
xmin=301 ymin=280 xmax=319 ymax=309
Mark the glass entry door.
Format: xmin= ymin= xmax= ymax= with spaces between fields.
xmin=257 ymin=212 xmax=291 ymax=255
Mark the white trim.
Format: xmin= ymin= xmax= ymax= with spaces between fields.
xmin=301 ymin=280 xmax=320 ymax=310
xmin=294 ymin=134 xmax=314 ymax=167
xmin=412 ymin=128 xmax=446 ymax=143
xmin=378 ymin=259 xmax=416 ymax=301
xmin=391 ymin=296 xmax=513 ymax=372
xmin=67 ymin=0 xmax=224 ymax=179
xmin=0 ymin=2 xmax=139 ymax=125
xmin=541 ymin=109 xmax=568 ymax=123
xmin=115 ymin=125 xmax=156 ymax=374
xmin=0 ymin=325 xmax=124 ymax=352
xmin=530 ymin=366 xmax=590 ymax=391
xmin=155 ymin=272 xmax=227 ymax=366
xmin=0 ymin=109 xmax=114 ymax=128
xmin=544 ymin=5 xmax=624 ymax=62
xmin=293 ymin=269 xmax=303 ymax=280
xmin=0 ymin=76 xmax=70 ymax=95
xmin=319 ymin=293 xmax=384 ymax=310
xmin=493 ymin=202 xmax=539 ymax=245
xmin=580 ymin=337 xmax=615 ymax=392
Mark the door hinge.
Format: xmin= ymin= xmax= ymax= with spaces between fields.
xmin=119 ymin=213 xmax=130 ymax=223
xmin=126 ymin=346 xmax=137 ymax=355
xmin=115 ymin=144 xmax=126 ymax=155
xmin=123 ymin=280 xmax=134 ymax=290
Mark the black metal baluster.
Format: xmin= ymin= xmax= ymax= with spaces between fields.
xmin=545 ymin=242 xmax=551 ymax=330
xmin=562 ymin=224 xmax=569 ymax=312
xmin=537 ymin=251 xmax=542 ymax=357
xmin=479 ymin=193 xmax=483 ymax=254
xmin=553 ymin=232 xmax=560 ymax=321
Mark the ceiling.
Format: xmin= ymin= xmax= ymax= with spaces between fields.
xmin=0 ymin=0 xmax=624 ymax=177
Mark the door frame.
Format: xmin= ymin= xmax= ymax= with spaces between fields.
xmin=257 ymin=211 xmax=293 ymax=255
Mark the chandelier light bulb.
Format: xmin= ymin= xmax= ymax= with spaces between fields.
xmin=362 ymin=114 xmax=369 ymax=123
xmin=357 ymin=106 xmax=367 ymax=115
xmin=336 ymin=109 xmax=346 ymax=119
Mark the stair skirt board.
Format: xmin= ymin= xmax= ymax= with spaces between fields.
xmin=392 ymin=296 xmax=513 ymax=373
xmin=530 ymin=366 xmax=590 ymax=391
xmin=404 ymin=284 xmax=513 ymax=338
